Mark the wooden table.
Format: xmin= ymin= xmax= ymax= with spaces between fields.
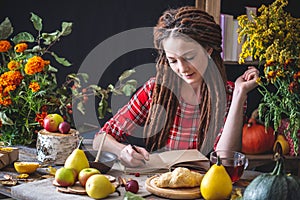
xmin=0 ymin=146 xmax=270 ymax=199
xmin=0 ymin=146 xmax=300 ymax=200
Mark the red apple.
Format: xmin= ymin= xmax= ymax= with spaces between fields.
xmin=43 ymin=114 xmax=64 ymax=132
xmin=78 ymin=168 xmax=101 ymax=187
xmin=58 ymin=121 xmax=71 ymax=134
xmin=55 ymin=167 xmax=76 ymax=187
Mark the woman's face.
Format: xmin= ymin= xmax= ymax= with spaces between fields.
xmin=163 ymin=37 xmax=209 ymax=89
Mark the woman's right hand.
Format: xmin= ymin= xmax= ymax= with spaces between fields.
xmin=119 ymin=144 xmax=150 ymax=167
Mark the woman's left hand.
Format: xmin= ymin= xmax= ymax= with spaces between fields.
xmin=235 ymin=66 xmax=260 ymax=94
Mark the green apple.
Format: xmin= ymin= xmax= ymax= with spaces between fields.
xmin=43 ymin=113 xmax=64 ymax=132
xmin=78 ymin=168 xmax=100 ymax=187
xmin=55 ymin=167 xmax=76 ymax=187
xmin=85 ymin=174 xmax=115 ymax=199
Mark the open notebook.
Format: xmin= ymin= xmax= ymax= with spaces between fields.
xmin=124 ymin=149 xmax=210 ymax=174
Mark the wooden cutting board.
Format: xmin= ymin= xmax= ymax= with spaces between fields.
xmin=145 ymin=175 xmax=201 ymax=199
xmin=54 ymin=175 xmax=117 ymax=195
xmin=56 ymin=183 xmax=87 ymax=195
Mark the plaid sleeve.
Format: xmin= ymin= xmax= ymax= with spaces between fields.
xmin=95 ymin=78 xmax=155 ymax=142
xmin=213 ymin=81 xmax=247 ymax=149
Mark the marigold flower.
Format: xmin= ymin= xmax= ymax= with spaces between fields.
xmin=29 ymin=82 xmax=40 ymax=92
xmin=7 ymin=60 xmax=20 ymax=70
xmin=288 ymin=81 xmax=299 ymax=94
xmin=35 ymin=111 xmax=48 ymax=126
xmin=293 ymin=71 xmax=300 ymax=80
xmin=0 ymin=96 xmax=12 ymax=106
xmin=266 ymin=70 xmax=276 ymax=82
xmin=24 ymin=56 xmax=50 ymax=75
xmin=0 ymin=71 xmax=23 ymax=87
xmin=14 ymin=43 xmax=28 ymax=53
xmin=265 ymin=60 xmax=275 ymax=66
xmin=0 ymin=40 xmax=11 ymax=52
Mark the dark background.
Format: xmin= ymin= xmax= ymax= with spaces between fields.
xmin=1 ymin=0 xmax=299 ymax=130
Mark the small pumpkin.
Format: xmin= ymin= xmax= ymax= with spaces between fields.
xmin=243 ymin=153 xmax=300 ymax=200
xmin=242 ymin=111 xmax=275 ymax=154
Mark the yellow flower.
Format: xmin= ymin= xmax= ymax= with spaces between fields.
xmin=7 ymin=60 xmax=20 ymax=70
xmin=14 ymin=43 xmax=28 ymax=53
xmin=24 ymin=56 xmax=50 ymax=75
xmin=29 ymin=82 xmax=40 ymax=92
xmin=0 ymin=40 xmax=11 ymax=52
xmin=266 ymin=70 xmax=277 ymax=83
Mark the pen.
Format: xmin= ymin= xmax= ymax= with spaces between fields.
xmin=130 ymin=144 xmax=139 ymax=153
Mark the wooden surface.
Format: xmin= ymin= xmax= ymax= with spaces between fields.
xmin=246 ymin=154 xmax=300 ymax=176
xmin=1 ymin=146 xmax=300 ymax=199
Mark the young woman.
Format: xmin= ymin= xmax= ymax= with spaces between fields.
xmin=93 ymin=6 xmax=259 ymax=167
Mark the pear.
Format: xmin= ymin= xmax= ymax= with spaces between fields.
xmin=85 ymin=174 xmax=116 ymax=199
xmin=64 ymin=148 xmax=89 ymax=175
xmin=200 ymin=156 xmax=232 ymax=200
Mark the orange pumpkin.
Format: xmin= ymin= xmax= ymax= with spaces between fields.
xmin=242 ymin=118 xmax=275 ymax=154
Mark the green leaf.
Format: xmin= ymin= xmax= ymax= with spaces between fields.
xmin=119 ymin=69 xmax=136 ymax=81
xmin=124 ymin=191 xmax=145 ymax=200
xmin=41 ymin=30 xmax=60 ymax=45
xmin=98 ymin=98 xmax=108 ymax=119
xmin=126 ymin=79 xmax=137 ymax=87
xmin=47 ymin=64 xmax=58 ymax=73
xmin=77 ymin=101 xmax=85 ymax=115
xmin=0 ymin=17 xmax=13 ymax=39
xmin=77 ymin=73 xmax=89 ymax=83
xmin=61 ymin=22 xmax=73 ymax=36
xmin=0 ymin=112 xmax=14 ymax=125
xmin=30 ymin=12 xmax=43 ymax=31
xmin=11 ymin=32 xmax=35 ymax=44
xmin=121 ymin=84 xmax=137 ymax=96
xmin=51 ymin=52 xmax=72 ymax=66
xmin=31 ymin=45 xmax=42 ymax=53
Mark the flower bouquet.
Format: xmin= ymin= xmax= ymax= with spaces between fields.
xmin=237 ymin=0 xmax=300 ymax=155
xmin=0 ymin=13 xmax=137 ymax=146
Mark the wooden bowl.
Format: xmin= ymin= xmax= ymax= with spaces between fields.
xmin=84 ymin=150 xmax=117 ymax=174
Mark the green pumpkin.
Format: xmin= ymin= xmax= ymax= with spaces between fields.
xmin=243 ymin=154 xmax=300 ymax=200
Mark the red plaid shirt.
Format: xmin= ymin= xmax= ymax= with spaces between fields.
xmin=98 ymin=77 xmax=245 ymax=150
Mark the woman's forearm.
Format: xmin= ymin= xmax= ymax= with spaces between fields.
xmin=93 ymin=133 xmax=125 ymax=158
xmin=216 ymin=88 xmax=247 ymax=151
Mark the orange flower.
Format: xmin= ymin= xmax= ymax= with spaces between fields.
xmin=24 ymin=56 xmax=50 ymax=75
xmin=266 ymin=70 xmax=276 ymax=82
xmin=0 ymin=71 xmax=23 ymax=87
xmin=29 ymin=82 xmax=40 ymax=92
xmin=0 ymin=96 xmax=12 ymax=106
xmin=35 ymin=111 xmax=48 ymax=126
xmin=0 ymin=40 xmax=11 ymax=52
xmin=265 ymin=60 xmax=275 ymax=66
xmin=14 ymin=43 xmax=28 ymax=53
xmin=289 ymin=81 xmax=299 ymax=94
xmin=293 ymin=71 xmax=300 ymax=80
xmin=7 ymin=60 xmax=20 ymax=70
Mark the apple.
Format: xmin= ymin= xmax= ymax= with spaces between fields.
xmin=43 ymin=113 xmax=64 ymax=132
xmin=125 ymin=179 xmax=139 ymax=193
xmin=58 ymin=121 xmax=71 ymax=134
xmin=55 ymin=167 xmax=76 ymax=187
xmin=78 ymin=168 xmax=100 ymax=187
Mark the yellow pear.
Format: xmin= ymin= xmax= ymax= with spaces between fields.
xmin=200 ymin=156 xmax=232 ymax=200
xmin=85 ymin=174 xmax=115 ymax=199
xmin=64 ymin=148 xmax=89 ymax=175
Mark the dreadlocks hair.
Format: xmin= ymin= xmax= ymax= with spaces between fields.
xmin=143 ymin=6 xmax=228 ymax=153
